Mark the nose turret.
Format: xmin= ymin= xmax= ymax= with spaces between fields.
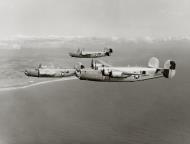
xmin=24 ymin=69 xmax=39 ymax=77
xmin=69 ymin=52 xmax=74 ymax=57
xmin=24 ymin=70 xmax=29 ymax=76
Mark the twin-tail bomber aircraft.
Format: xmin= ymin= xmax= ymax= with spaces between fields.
xmin=74 ymin=57 xmax=176 ymax=82
xmin=24 ymin=64 xmax=76 ymax=78
xmin=69 ymin=48 xmax=113 ymax=58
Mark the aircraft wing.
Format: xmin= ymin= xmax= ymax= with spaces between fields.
xmin=95 ymin=59 xmax=112 ymax=67
xmin=81 ymin=53 xmax=91 ymax=57
xmin=122 ymin=72 xmax=142 ymax=75
xmin=81 ymin=51 xmax=95 ymax=55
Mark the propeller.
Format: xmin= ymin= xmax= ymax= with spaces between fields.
xmin=38 ymin=64 xmax=42 ymax=68
xmin=95 ymin=61 xmax=98 ymax=70
xmin=91 ymin=59 xmax=94 ymax=69
xmin=105 ymin=52 xmax=110 ymax=56
xmin=109 ymin=71 xmax=112 ymax=77
xmin=101 ymin=68 xmax=105 ymax=75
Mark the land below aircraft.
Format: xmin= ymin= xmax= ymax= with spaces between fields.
xmin=74 ymin=57 xmax=176 ymax=82
xmin=24 ymin=64 xmax=75 ymax=78
xmin=69 ymin=48 xmax=113 ymax=58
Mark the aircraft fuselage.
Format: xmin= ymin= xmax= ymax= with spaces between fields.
xmin=69 ymin=51 xmax=110 ymax=58
xmin=25 ymin=68 xmax=76 ymax=78
xmin=76 ymin=67 xmax=163 ymax=82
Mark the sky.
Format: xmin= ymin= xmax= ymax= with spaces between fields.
xmin=0 ymin=0 xmax=190 ymax=39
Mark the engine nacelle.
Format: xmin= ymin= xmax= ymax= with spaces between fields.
xmin=110 ymin=71 xmax=124 ymax=78
xmin=102 ymin=69 xmax=110 ymax=76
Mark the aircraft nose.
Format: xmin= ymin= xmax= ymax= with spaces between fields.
xmin=24 ymin=70 xmax=29 ymax=76
xmin=24 ymin=69 xmax=39 ymax=77
xmin=75 ymin=69 xmax=81 ymax=78
xmin=69 ymin=52 xmax=74 ymax=57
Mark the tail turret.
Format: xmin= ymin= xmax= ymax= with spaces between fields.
xmin=163 ymin=60 xmax=176 ymax=79
xmin=104 ymin=48 xmax=113 ymax=56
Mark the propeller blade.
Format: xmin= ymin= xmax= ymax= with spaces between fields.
xmin=91 ymin=59 xmax=94 ymax=69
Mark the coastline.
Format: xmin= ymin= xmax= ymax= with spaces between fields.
xmin=0 ymin=77 xmax=77 ymax=92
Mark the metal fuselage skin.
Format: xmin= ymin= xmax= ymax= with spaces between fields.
xmin=69 ymin=51 xmax=110 ymax=58
xmin=76 ymin=67 xmax=163 ymax=82
xmin=25 ymin=68 xmax=76 ymax=78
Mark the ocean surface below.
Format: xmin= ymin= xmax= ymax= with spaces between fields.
xmin=0 ymin=38 xmax=189 ymax=144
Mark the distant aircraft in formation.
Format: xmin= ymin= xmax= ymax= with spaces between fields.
xmin=24 ymin=48 xmax=176 ymax=82
xmin=74 ymin=57 xmax=176 ymax=82
xmin=24 ymin=64 xmax=75 ymax=78
xmin=24 ymin=48 xmax=113 ymax=78
xmin=69 ymin=48 xmax=113 ymax=58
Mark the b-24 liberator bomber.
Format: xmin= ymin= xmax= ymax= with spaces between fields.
xmin=74 ymin=57 xmax=176 ymax=82
xmin=69 ymin=48 xmax=113 ymax=58
xmin=25 ymin=64 xmax=76 ymax=78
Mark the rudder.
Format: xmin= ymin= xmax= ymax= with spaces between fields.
xmin=163 ymin=60 xmax=176 ymax=79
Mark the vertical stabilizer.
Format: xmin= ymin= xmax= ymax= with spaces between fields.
xmin=163 ymin=60 xmax=176 ymax=79
xmin=148 ymin=57 xmax=159 ymax=68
